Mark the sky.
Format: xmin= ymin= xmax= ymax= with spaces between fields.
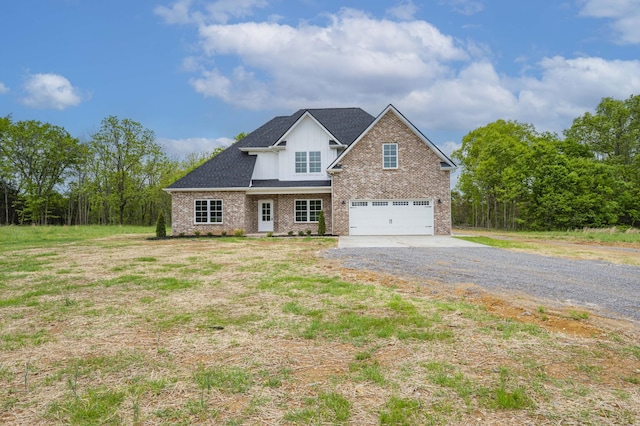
xmin=1 ymin=0 xmax=640 ymax=162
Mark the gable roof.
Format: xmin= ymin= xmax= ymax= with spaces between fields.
xmin=328 ymin=104 xmax=457 ymax=171
xmin=166 ymin=108 xmax=374 ymax=190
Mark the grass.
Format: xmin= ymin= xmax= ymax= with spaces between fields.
xmin=0 ymin=226 xmax=639 ymax=424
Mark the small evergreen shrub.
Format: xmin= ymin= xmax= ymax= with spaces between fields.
xmin=179 ymin=232 xmax=185 ymax=237
xmin=155 ymin=211 xmax=167 ymax=238
xmin=317 ymin=211 xmax=326 ymax=236
xmin=194 ymin=230 xmax=201 ymax=238
xmin=234 ymin=229 xmax=245 ymax=237
xmin=298 ymin=231 xmax=304 ymax=236
xmin=305 ymin=229 xmax=312 ymax=236
xmin=288 ymin=231 xmax=294 ymax=236
xmin=207 ymin=232 xmax=213 ymax=237
xmin=266 ymin=231 xmax=274 ymax=237
xmin=221 ymin=231 xmax=227 ymax=237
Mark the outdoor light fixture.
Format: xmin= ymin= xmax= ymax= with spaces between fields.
xmin=437 ymin=198 xmax=442 ymax=204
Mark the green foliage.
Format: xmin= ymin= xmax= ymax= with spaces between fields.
xmin=155 ymin=211 xmax=166 ymax=238
xmin=317 ymin=210 xmax=326 ymax=235
xmin=233 ymin=229 xmax=245 ymax=237
xmin=0 ymin=118 xmax=80 ymax=224
xmin=454 ymin=94 xmax=640 ymax=230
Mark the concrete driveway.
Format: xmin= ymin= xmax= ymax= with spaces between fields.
xmin=338 ymin=235 xmax=486 ymax=248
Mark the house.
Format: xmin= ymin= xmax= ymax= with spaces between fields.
xmin=165 ymin=105 xmax=457 ymax=236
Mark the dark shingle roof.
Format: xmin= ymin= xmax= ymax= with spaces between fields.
xmin=166 ymin=108 xmax=374 ymax=190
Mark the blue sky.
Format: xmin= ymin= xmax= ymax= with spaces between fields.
xmin=2 ymin=0 xmax=640 ymax=160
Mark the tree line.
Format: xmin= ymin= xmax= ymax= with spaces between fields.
xmin=0 ymin=115 xmax=223 ymax=226
xmin=452 ymin=94 xmax=640 ymax=230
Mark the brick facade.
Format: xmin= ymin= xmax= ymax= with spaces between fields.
xmin=331 ymin=110 xmax=452 ymax=235
xmin=169 ymin=110 xmax=452 ymax=236
xmin=170 ymin=191 xmax=247 ymax=236
xmin=246 ymin=193 xmax=332 ymax=234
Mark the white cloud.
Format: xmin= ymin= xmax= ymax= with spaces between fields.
xmin=154 ymin=0 xmax=194 ymax=24
xmin=157 ymin=136 xmax=233 ymax=159
xmin=441 ymin=0 xmax=484 ymax=16
xmin=21 ymin=73 xmax=83 ymax=110
xmin=205 ymin=0 xmax=268 ymax=24
xmin=0 ymin=82 xmax=9 ymax=94
xmin=155 ymin=0 xmax=268 ymax=25
xmin=190 ymin=8 xmax=467 ymax=110
xmin=165 ymin=4 xmax=640 ymax=137
xmin=386 ymin=1 xmax=419 ymax=21
xmin=579 ymin=0 xmax=640 ymax=44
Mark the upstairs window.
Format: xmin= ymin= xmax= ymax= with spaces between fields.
xmin=309 ymin=151 xmax=321 ymax=173
xmin=383 ymin=143 xmax=398 ymax=169
xmin=295 ymin=152 xmax=307 ymax=173
xmin=295 ymin=151 xmax=322 ymax=174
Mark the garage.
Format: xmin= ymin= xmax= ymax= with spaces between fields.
xmin=348 ymin=199 xmax=434 ymax=235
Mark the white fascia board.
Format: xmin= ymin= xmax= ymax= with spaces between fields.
xmin=246 ymin=186 xmax=331 ymax=195
xmin=328 ymin=104 xmax=457 ymax=170
xmin=275 ymin=111 xmax=344 ymax=147
xmin=238 ymin=146 xmax=284 ymax=154
xmin=163 ymin=187 xmax=248 ymax=193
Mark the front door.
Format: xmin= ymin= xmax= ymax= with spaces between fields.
xmin=258 ymin=199 xmax=274 ymax=232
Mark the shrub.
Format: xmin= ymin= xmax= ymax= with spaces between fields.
xmin=234 ymin=229 xmax=245 ymax=237
xmin=317 ymin=211 xmax=326 ymax=236
xmin=155 ymin=211 xmax=167 ymax=238
xmin=194 ymin=230 xmax=201 ymax=238
xmin=266 ymin=232 xmax=274 ymax=237
xmin=298 ymin=231 xmax=304 ymax=236
xmin=179 ymin=232 xmax=185 ymax=238
xmin=288 ymin=231 xmax=294 ymax=236
xmin=207 ymin=232 xmax=213 ymax=237
xmin=305 ymin=229 xmax=312 ymax=236
xmin=221 ymin=231 xmax=227 ymax=237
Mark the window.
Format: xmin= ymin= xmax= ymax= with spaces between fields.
xmin=383 ymin=143 xmax=398 ymax=169
xmin=393 ymin=201 xmax=409 ymax=206
xmin=295 ymin=151 xmax=322 ymax=174
xmin=414 ymin=200 xmax=430 ymax=206
xmin=309 ymin=151 xmax=321 ymax=173
xmin=372 ymin=201 xmax=388 ymax=206
xmin=295 ymin=152 xmax=307 ymax=173
xmin=351 ymin=201 xmax=368 ymax=207
xmin=194 ymin=199 xmax=223 ymax=223
xmin=295 ymin=199 xmax=322 ymax=222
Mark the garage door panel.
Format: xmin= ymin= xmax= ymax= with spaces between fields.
xmin=349 ymin=199 xmax=434 ymax=236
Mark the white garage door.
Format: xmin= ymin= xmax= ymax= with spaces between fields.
xmin=349 ymin=199 xmax=434 ymax=235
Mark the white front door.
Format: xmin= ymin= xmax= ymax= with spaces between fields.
xmin=258 ymin=199 xmax=274 ymax=232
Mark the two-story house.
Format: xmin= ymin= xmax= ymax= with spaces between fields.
xmin=165 ymin=104 xmax=456 ymax=236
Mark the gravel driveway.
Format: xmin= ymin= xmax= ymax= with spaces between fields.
xmin=325 ymin=247 xmax=640 ymax=324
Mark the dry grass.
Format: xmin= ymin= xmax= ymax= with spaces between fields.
xmin=1 ymin=232 xmax=639 ymax=425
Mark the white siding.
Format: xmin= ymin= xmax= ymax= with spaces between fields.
xmin=252 ymin=151 xmax=277 ymax=180
xmin=277 ymin=116 xmax=338 ymax=181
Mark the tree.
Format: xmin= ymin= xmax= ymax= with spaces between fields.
xmin=156 ymin=211 xmax=167 ymax=238
xmin=0 ymin=118 xmax=80 ymax=224
xmin=90 ymin=116 xmax=162 ymax=225
xmin=317 ymin=210 xmax=326 ymax=235
xmin=453 ymin=120 xmax=535 ymax=229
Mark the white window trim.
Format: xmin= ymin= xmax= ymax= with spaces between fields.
xmin=294 ymin=199 xmax=322 ymax=223
xmin=382 ymin=143 xmax=398 ymax=169
xmin=194 ymin=199 xmax=223 ymax=224
xmin=294 ymin=151 xmax=322 ymax=175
